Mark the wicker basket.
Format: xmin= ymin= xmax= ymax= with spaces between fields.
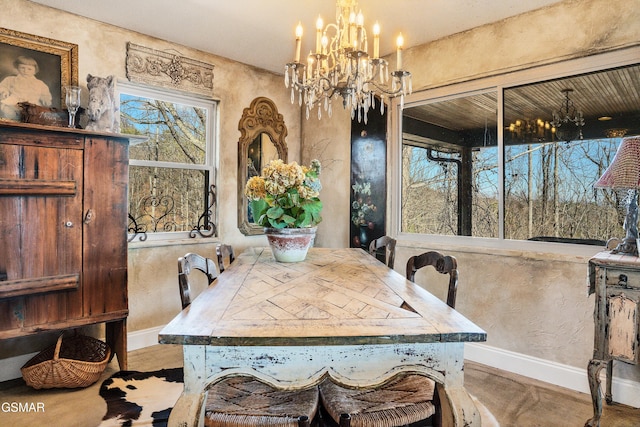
xmin=21 ymin=334 xmax=111 ymax=389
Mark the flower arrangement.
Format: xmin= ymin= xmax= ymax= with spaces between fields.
xmin=351 ymin=179 xmax=377 ymax=227
xmin=245 ymin=159 xmax=322 ymax=229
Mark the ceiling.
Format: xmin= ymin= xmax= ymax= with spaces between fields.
xmin=403 ymin=64 xmax=640 ymax=146
xmin=28 ymin=0 xmax=638 ymax=142
xmin=30 ymin=0 xmax=564 ymax=74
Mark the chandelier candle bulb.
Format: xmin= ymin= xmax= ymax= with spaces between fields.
xmin=396 ymin=33 xmax=404 ymax=70
xmin=295 ymin=23 xmax=303 ymax=63
xmin=349 ymin=11 xmax=356 ymax=43
xmin=356 ymin=11 xmax=364 ymax=49
xmin=373 ymin=22 xmax=380 ymax=58
xmin=316 ymin=17 xmax=323 ymax=53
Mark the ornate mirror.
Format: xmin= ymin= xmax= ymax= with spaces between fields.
xmin=238 ymin=97 xmax=288 ymax=235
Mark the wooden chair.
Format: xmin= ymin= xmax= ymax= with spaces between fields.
xmin=178 ymin=253 xmax=218 ymax=309
xmin=368 ymin=235 xmax=396 ymax=269
xmin=215 ymin=243 xmax=235 ymax=273
xmin=205 ymin=377 xmax=319 ymax=427
xmin=177 ymin=253 xmax=320 ymax=427
xmin=319 ymin=373 xmax=437 ymax=427
xmin=406 ymin=250 xmax=459 ymax=308
xmin=321 ymin=250 xmax=459 ymax=427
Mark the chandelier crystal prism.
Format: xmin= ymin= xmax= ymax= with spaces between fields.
xmin=284 ymin=0 xmax=412 ymax=123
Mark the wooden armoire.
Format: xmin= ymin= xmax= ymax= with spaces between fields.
xmin=0 ymin=121 xmax=131 ymax=370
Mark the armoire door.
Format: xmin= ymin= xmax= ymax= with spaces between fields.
xmin=0 ymin=143 xmax=83 ymax=334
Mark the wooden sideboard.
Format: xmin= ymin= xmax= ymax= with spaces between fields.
xmin=586 ymin=251 xmax=640 ymax=427
xmin=0 ymin=121 xmax=131 ymax=370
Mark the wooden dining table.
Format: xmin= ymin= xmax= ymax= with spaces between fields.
xmin=159 ymin=247 xmax=487 ymax=426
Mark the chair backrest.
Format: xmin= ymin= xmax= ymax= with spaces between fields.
xmin=215 ymin=244 xmax=235 ymax=273
xmin=368 ymin=236 xmax=397 ymax=269
xmin=178 ymin=253 xmax=217 ymax=309
xmin=406 ymin=251 xmax=459 ymax=308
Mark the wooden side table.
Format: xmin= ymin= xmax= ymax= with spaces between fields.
xmin=586 ymin=251 xmax=640 ymax=427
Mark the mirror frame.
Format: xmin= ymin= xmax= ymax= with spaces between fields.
xmin=237 ymin=97 xmax=288 ymax=235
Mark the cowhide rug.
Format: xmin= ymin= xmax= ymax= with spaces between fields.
xmin=98 ymin=367 xmax=183 ymax=427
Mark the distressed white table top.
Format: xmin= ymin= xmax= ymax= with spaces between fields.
xmin=160 ymin=247 xmax=486 ymax=347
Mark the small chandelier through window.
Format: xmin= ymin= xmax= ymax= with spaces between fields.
xmin=550 ymin=88 xmax=585 ymax=143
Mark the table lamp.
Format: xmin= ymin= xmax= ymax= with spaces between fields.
xmin=594 ymin=135 xmax=640 ymax=256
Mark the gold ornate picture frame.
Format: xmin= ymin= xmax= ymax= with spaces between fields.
xmin=0 ymin=28 xmax=78 ymax=121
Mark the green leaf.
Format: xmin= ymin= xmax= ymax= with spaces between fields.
xmin=267 ymin=206 xmax=285 ymax=219
xmin=268 ymin=218 xmax=287 ymax=229
xmin=249 ymin=199 xmax=269 ymax=226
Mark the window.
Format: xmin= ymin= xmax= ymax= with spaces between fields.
xmin=402 ymin=90 xmax=498 ymax=238
xmin=118 ymin=82 xmax=217 ymax=241
xmin=397 ymin=55 xmax=639 ymax=246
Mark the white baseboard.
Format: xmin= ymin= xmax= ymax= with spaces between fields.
xmin=3 ymin=327 xmax=639 ymax=410
xmin=1 ymin=352 xmax=38 ymax=383
xmin=127 ymin=325 xmax=165 ymax=351
xmin=465 ymin=342 xmax=640 ymax=409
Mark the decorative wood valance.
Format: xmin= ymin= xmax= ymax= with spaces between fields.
xmin=125 ymin=42 xmax=214 ymax=96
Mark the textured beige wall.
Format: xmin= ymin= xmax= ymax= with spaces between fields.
xmin=403 ymin=0 xmax=640 ymax=91
xmin=396 ymin=247 xmax=594 ymax=363
xmin=0 ymin=0 xmax=303 ymax=355
xmin=1 ymin=0 xmax=639 ymax=387
xmin=389 ymin=0 xmax=640 ymax=383
xmin=301 ymin=106 xmax=353 ymax=248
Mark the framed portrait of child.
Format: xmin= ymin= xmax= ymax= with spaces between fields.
xmin=0 ymin=28 xmax=78 ymax=122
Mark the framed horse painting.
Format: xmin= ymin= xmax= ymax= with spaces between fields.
xmin=0 ymin=28 xmax=78 ymax=122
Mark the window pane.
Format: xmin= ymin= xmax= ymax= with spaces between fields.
xmin=401 ymin=91 xmax=498 ymax=237
xmin=504 ymin=137 xmax=626 ymax=242
xmin=119 ymin=83 xmax=216 ymax=240
xmin=503 ymin=65 xmax=640 ymax=243
xmin=121 ymin=94 xmax=207 ymax=165
xmin=128 ymin=166 xmax=208 ymax=233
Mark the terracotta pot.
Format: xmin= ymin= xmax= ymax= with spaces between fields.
xmin=265 ymin=227 xmax=317 ymax=262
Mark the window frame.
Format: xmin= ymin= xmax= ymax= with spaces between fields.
xmin=117 ymin=80 xmax=218 ymax=242
xmin=389 ymin=47 xmax=640 ymax=257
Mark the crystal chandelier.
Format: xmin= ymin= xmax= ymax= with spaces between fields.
xmin=284 ymin=0 xmax=412 ymax=123
xmin=550 ymin=88 xmax=584 ymax=143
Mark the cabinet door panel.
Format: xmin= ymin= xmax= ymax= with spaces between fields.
xmin=0 ymin=144 xmax=83 ymax=329
xmin=606 ymin=288 xmax=640 ymax=364
xmin=83 ymin=137 xmax=129 ymax=315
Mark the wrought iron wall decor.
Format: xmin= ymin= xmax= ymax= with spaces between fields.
xmin=128 ymin=184 xmax=217 ymax=242
xmin=126 ymin=42 xmax=214 ymax=97
xmin=127 ymin=213 xmax=147 ymax=242
xmin=190 ymin=185 xmax=217 ymax=238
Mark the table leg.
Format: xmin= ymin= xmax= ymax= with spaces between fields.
xmin=168 ymin=391 xmax=206 ymax=427
xmin=168 ymin=345 xmax=208 ymax=427
xmin=439 ymin=383 xmax=483 ymax=426
xmin=605 ymin=359 xmax=613 ymax=405
xmin=585 ymin=358 xmax=608 ymax=427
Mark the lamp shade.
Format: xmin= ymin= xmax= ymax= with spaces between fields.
xmin=594 ymin=135 xmax=640 ymax=189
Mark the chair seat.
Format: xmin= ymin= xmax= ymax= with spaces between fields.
xmin=205 ymin=376 xmax=319 ymax=427
xmin=319 ymin=374 xmax=436 ymax=427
